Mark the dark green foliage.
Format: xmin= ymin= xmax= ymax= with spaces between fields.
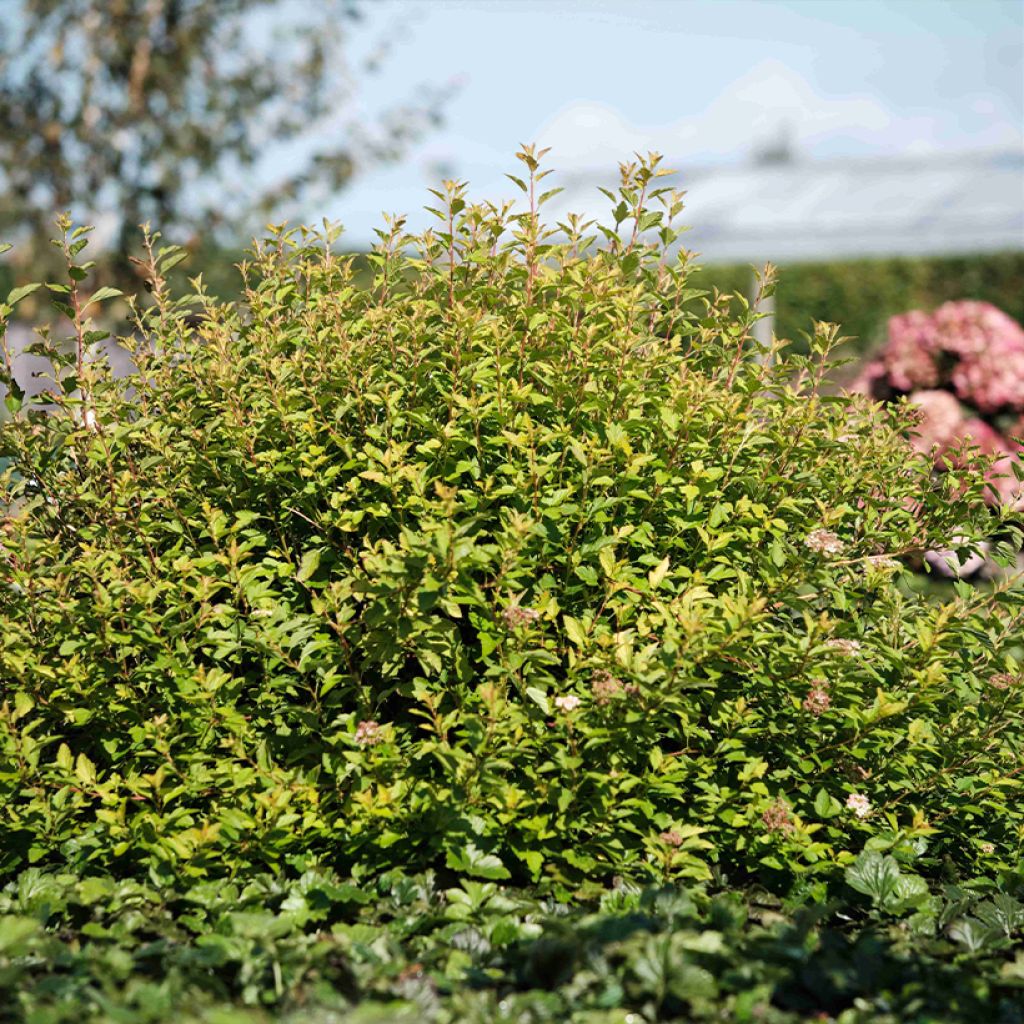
xmin=2 ymin=864 xmax=1021 ymax=1023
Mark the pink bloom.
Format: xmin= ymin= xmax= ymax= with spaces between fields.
xmin=927 ymin=301 xmax=1024 ymax=412
xmin=866 ymin=554 xmax=901 ymax=573
xmin=354 ymin=720 xmax=385 ymax=747
xmin=948 ymin=417 xmax=1009 ymax=458
xmin=883 ymin=310 xmax=940 ymax=391
xmin=659 ymin=829 xmax=683 ymax=847
xmin=951 ymin=348 xmax=1024 ymax=413
xmin=989 ymin=672 xmax=1019 ymax=690
xmin=986 ymin=453 xmax=1024 ymax=510
xmin=925 ymin=538 xmax=990 ymax=578
xmin=591 ymin=670 xmax=623 ymax=705
xmin=907 ymin=390 xmax=962 ymax=455
xmin=502 ymin=603 xmax=540 ymax=629
xmin=825 ymin=638 xmax=862 ymax=656
xmin=803 ymin=682 xmax=832 ymax=716
xmin=933 ymin=300 xmax=1024 ymax=359
xmin=942 ymin=419 xmax=1023 ymax=510
xmin=554 ymin=694 xmax=581 ymax=713
xmin=762 ymin=798 xmax=795 ymax=834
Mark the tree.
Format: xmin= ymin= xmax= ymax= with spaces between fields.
xmin=0 ymin=0 xmax=451 ymax=286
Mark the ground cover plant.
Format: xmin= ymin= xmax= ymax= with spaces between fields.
xmin=1 ymin=151 xmax=1023 ymax=1021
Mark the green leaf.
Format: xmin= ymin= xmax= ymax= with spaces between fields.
xmin=0 ymin=917 xmax=40 ymax=954
xmin=846 ymin=851 xmax=900 ymax=904
xmin=525 ymin=687 xmax=550 ymax=715
xmin=6 ymin=283 xmax=41 ymax=306
xmin=446 ymin=843 xmax=511 ymax=880
xmin=75 ymin=753 xmax=97 ymax=786
xmin=948 ymin=916 xmax=1000 ymax=953
xmin=648 ymin=555 xmax=671 ymax=590
xmin=296 ymin=549 xmax=322 ymax=582
xmin=883 ymin=874 xmax=929 ymax=914
xmin=813 ymin=788 xmax=841 ymax=818
xmin=86 ymin=286 xmax=123 ymax=307
xmin=562 ymin=615 xmax=587 ymax=648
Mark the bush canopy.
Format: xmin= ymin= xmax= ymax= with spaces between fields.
xmin=1 ymin=149 xmax=1022 ymax=1022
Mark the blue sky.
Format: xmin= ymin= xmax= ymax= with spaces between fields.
xmin=303 ymin=0 xmax=1023 ymax=245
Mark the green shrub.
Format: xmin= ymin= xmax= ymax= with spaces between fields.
xmin=1 ymin=152 xmax=1023 ymax=899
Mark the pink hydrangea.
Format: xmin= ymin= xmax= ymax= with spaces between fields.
xmin=909 ymin=301 xmax=1024 ymax=412
xmin=951 ymin=347 xmax=1024 ymax=413
xmin=883 ymin=310 xmax=940 ymax=391
xmin=986 ymin=453 xmax=1024 ymax=510
xmin=949 ymin=417 xmax=1010 ymax=457
xmin=932 ymin=417 xmax=1023 ymax=511
xmin=907 ymin=390 xmax=962 ymax=455
xmin=925 ymin=540 xmax=990 ymax=578
xmin=933 ymin=300 xmax=1024 ymax=359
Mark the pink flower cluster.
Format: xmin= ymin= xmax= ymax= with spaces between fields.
xmin=852 ymin=301 xmax=1024 ymax=512
xmin=858 ymin=301 xmax=1024 ymax=412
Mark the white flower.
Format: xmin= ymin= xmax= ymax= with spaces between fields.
xmin=867 ymin=554 xmax=901 ymax=572
xmin=846 ymin=793 xmax=872 ymax=819
xmin=804 ymin=528 xmax=844 ymax=556
xmin=554 ymin=694 xmax=581 ymax=713
xmin=825 ymin=638 xmax=862 ymax=656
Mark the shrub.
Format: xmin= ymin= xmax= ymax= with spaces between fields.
xmin=1 ymin=152 xmax=1023 ymax=899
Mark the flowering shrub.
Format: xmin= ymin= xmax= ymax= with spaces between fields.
xmin=854 ymin=300 xmax=1024 ymax=516
xmin=1 ymin=153 xmax=1023 ymax=906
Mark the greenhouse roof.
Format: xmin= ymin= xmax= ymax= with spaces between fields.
xmin=551 ymin=149 xmax=1024 ymax=265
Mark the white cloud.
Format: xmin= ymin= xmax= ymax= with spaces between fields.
xmin=533 ymin=59 xmax=1018 ymax=170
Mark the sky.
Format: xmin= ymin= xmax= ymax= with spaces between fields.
xmin=309 ymin=0 xmax=1024 ymax=246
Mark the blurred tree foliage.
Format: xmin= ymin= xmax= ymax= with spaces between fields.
xmin=0 ymin=0 xmax=452 ymax=288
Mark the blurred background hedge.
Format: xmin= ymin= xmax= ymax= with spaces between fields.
xmin=691 ymin=250 xmax=1024 ymax=355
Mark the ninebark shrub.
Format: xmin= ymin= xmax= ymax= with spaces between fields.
xmin=1 ymin=152 xmax=1022 ymax=894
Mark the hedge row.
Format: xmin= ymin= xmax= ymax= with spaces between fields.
xmin=690 ymin=251 xmax=1024 ymax=355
